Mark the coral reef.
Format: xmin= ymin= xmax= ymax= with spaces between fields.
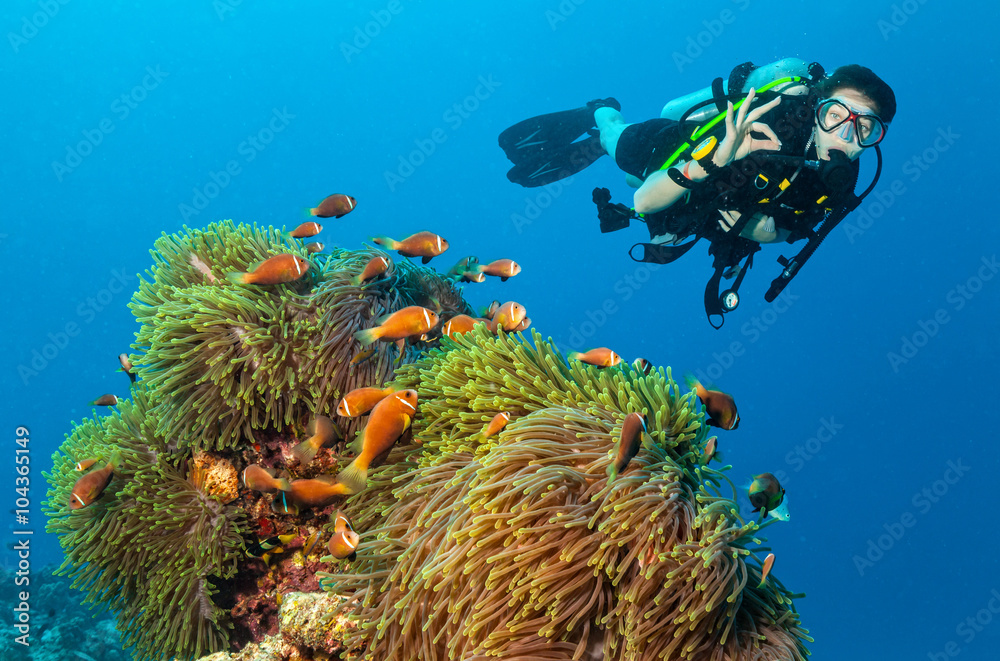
xmin=318 ymin=327 xmax=809 ymax=660
xmin=0 ymin=564 xmax=130 ymax=661
xmin=44 ymin=221 xmax=471 ymax=661
xmin=45 ymin=219 xmax=808 ymax=661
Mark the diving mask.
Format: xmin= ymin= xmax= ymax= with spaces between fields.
xmin=816 ymin=98 xmax=886 ymax=148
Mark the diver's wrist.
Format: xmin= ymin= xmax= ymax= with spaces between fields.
xmin=685 ymin=159 xmax=710 ymax=182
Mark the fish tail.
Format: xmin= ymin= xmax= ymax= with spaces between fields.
xmin=350 ymin=274 xmax=363 ymax=286
xmin=606 ymin=461 xmax=619 ymax=482
xmin=225 ymin=271 xmax=249 ymax=285
xmin=757 ymin=578 xmax=768 ymax=589
xmin=567 ymin=352 xmax=582 ymax=362
xmin=683 ymin=373 xmax=699 ymax=390
xmin=291 ymin=439 xmax=319 ymax=466
xmin=371 ymin=235 xmax=397 ymax=249
xmin=108 ymin=450 xmax=123 ymax=472
xmin=335 ymin=459 xmax=368 ymax=495
xmin=273 ymin=477 xmax=292 ymax=492
xmin=353 ymin=327 xmax=381 ymax=346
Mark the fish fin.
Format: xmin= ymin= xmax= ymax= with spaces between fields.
xmin=335 ymin=459 xmax=367 ymax=495
xmin=500 ymin=276 xmax=508 ymax=282
xmin=273 ymin=477 xmax=292 ymax=492
xmin=314 ymin=474 xmax=339 ymax=485
xmin=353 ymin=327 xmax=381 ymax=346
xmin=224 ymin=272 xmax=249 ymax=285
xmin=421 ymin=256 xmax=431 ymax=264
xmin=291 ymin=439 xmax=319 ymax=465
xmin=347 ymin=428 xmax=365 ymax=455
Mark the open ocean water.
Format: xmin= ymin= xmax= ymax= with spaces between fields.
xmin=2 ymin=1 xmax=997 ymax=659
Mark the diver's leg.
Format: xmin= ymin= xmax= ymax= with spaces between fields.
xmin=595 ymin=107 xmax=629 ymax=163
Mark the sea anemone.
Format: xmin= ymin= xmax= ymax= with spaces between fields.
xmin=46 ymin=221 xmax=475 ymax=661
xmin=128 ymin=220 xmax=471 ymax=451
xmin=43 ymin=387 xmax=246 ymax=661
xmin=319 ymin=327 xmax=809 ymax=660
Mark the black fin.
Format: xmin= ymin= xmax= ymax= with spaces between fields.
xmin=499 ymin=98 xmax=620 ymax=188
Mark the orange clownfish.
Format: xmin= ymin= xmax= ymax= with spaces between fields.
xmin=372 ymin=231 xmax=449 ymax=264
xmin=490 ymin=301 xmax=527 ymax=332
xmin=336 ymin=389 xmax=418 ymax=494
xmin=74 ymin=458 xmax=99 ymax=472
xmin=353 ymin=306 xmax=439 ymax=346
xmin=441 ymin=314 xmax=486 ymax=338
xmin=69 ymin=452 xmax=121 ymax=509
xmin=310 ymin=194 xmax=357 ymax=218
xmin=703 ymin=437 xmax=718 ymax=463
xmin=632 ymin=357 xmax=653 ymax=376
xmin=291 ymin=415 xmax=341 ymax=465
xmin=336 ymin=385 xmax=396 ymax=418
xmin=305 ymin=242 xmax=324 ymax=254
xmin=351 ymin=254 xmax=390 ymax=286
xmin=280 ymin=475 xmax=352 ymax=511
xmin=608 ymin=412 xmax=648 ymax=481
xmin=287 ymin=221 xmax=322 ymax=238
xmin=568 ymin=348 xmax=621 ymax=368
xmin=461 ymin=270 xmax=486 ymax=283
xmin=242 ymin=464 xmax=292 ymax=493
xmin=476 ymin=258 xmax=521 ymax=281
xmin=91 ymin=394 xmax=119 ymax=406
xmin=225 ymin=254 xmax=311 ymax=285
xmin=482 ymin=411 xmax=511 ymax=438
xmin=117 ymin=353 xmax=136 ymax=384
xmin=686 ymin=376 xmax=740 ymax=431
xmin=758 ymin=553 xmax=775 ymax=588
xmin=328 ymin=510 xmax=360 ymax=560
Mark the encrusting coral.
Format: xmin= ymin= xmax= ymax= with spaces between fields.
xmin=45 ymin=220 xmax=472 ymax=661
xmin=318 ymin=326 xmax=810 ymax=661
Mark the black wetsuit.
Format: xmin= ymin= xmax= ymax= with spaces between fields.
xmin=612 ymin=93 xmax=859 ymax=247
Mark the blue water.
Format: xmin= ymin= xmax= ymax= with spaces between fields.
xmin=3 ymin=1 xmax=997 ymax=658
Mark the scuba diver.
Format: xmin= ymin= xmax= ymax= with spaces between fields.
xmin=498 ymin=59 xmax=897 ymax=328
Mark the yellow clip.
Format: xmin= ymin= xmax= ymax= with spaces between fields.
xmin=779 ymin=179 xmax=791 ymax=191
xmin=758 ymin=198 xmax=770 ymax=204
xmin=816 ymin=195 xmax=828 ymax=205
xmin=795 ymin=209 xmax=805 ymax=214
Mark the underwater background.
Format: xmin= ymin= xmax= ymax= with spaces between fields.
xmin=2 ymin=0 xmax=998 ymax=658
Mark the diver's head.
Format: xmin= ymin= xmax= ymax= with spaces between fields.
xmin=813 ymin=65 xmax=896 ymax=161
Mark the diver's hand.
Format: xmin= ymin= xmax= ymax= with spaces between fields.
xmin=715 ymin=88 xmax=782 ymax=166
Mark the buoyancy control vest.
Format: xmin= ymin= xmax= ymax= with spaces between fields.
xmin=595 ymin=61 xmax=883 ymax=328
